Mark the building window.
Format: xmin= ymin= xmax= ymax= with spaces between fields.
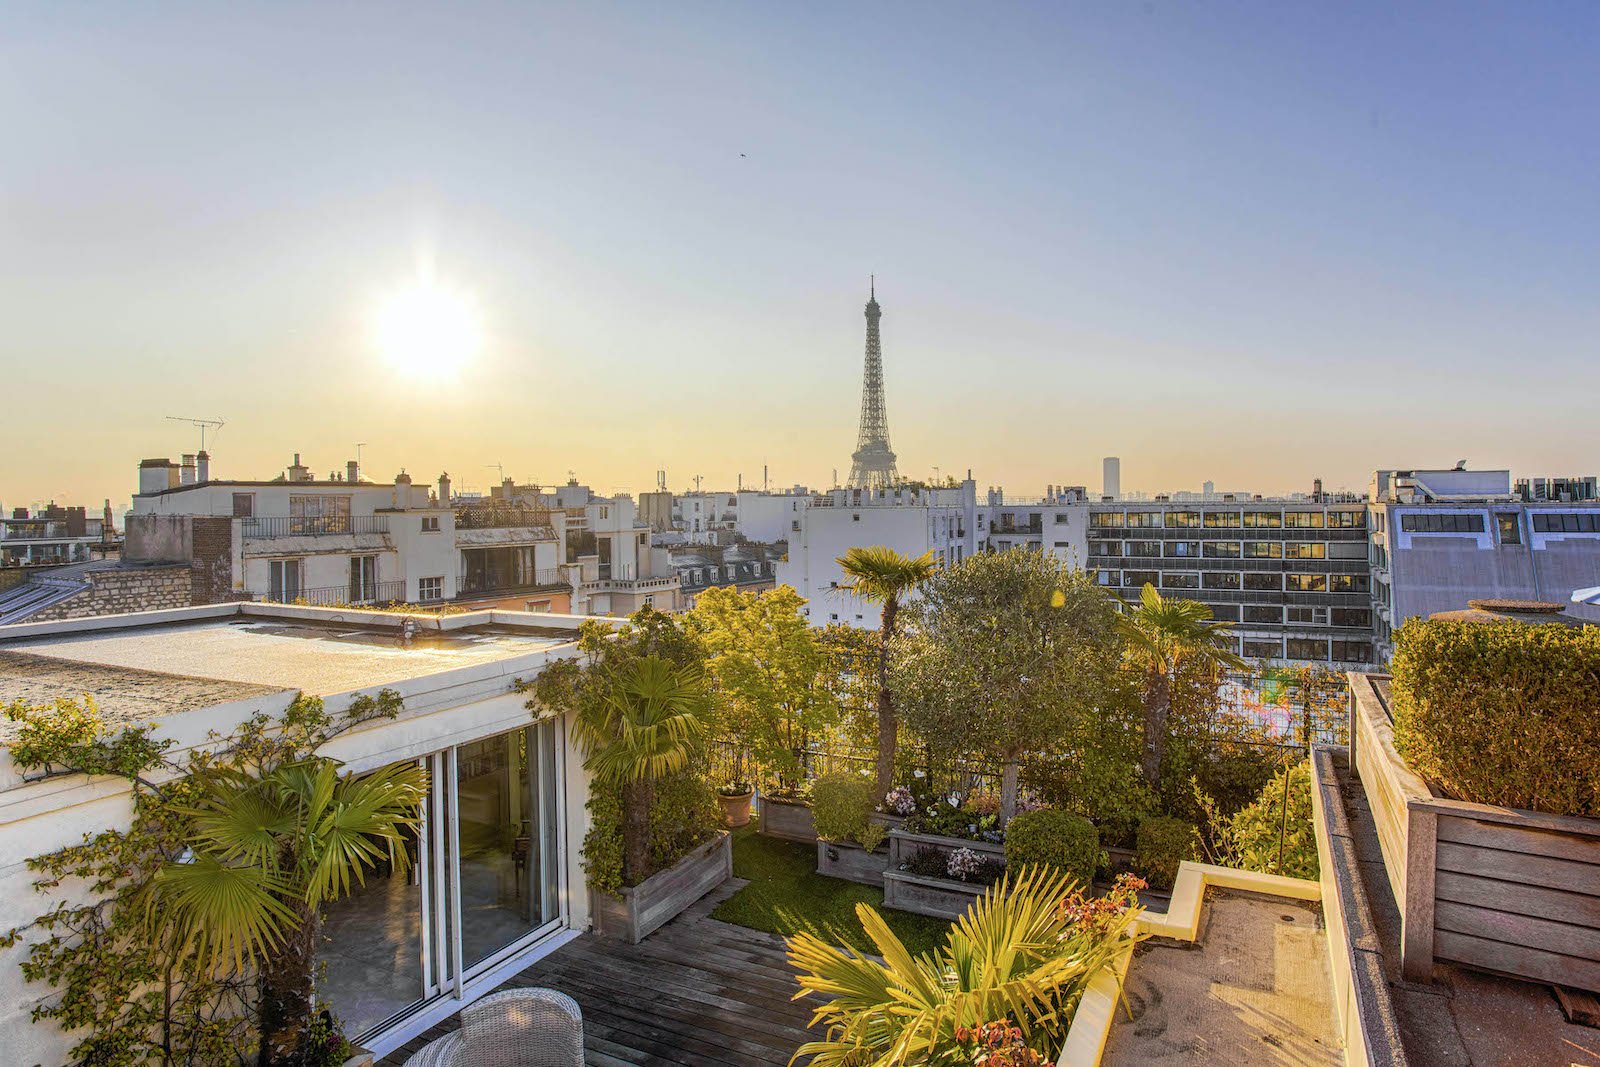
xmin=1125 ymin=512 xmax=1160 ymax=528
xmin=1287 ymin=606 xmax=1328 ymax=625
xmin=268 ymin=559 xmax=302 ymax=601
xmin=1126 ymin=540 xmax=1161 ymax=558
xmin=1095 ymin=570 xmax=1116 ymax=586
xmin=349 ymin=555 xmax=378 ymax=602
xmin=1284 ymin=512 xmax=1325 ymax=529
xmin=1243 ymin=512 xmax=1283 ymax=528
xmin=1202 ymin=571 xmax=1240 ymax=590
xmin=1122 ymin=570 xmax=1159 ymax=587
xmin=1204 ymin=541 xmax=1241 ymax=558
xmin=1164 ymin=511 xmax=1200 ymax=528
xmin=1328 ymin=511 xmax=1366 ymax=528
xmin=1285 ymin=542 xmax=1326 ymax=559
xmin=1165 ymin=541 xmax=1200 ymax=558
xmin=1162 ymin=573 xmax=1199 ymax=589
xmin=1330 ymin=574 xmax=1370 ymax=593
xmin=1244 ymin=639 xmax=1282 ymax=659
xmin=1331 ymin=607 xmax=1372 ymax=628
xmin=1244 ymin=542 xmax=1283 ymax=559
xmin=643 ymin=594 xmax=654 ymax=607
xmin=1401 ymin=512 xmax=1486 ymax=533
xmin=1286 ymin=638 xmax=1328 ymax=661
xmin=289 ymin=494 xmax=352 ymax=534
xmin=232 ymin=493 xmax=255 ymax=518
xmin=1531 ymin=512 xmax=1600 ymax=533
xmin=1287 ymin=573 xmax=1328 ymax=592
xmin=1203 ymin=511 xmax=1241 ymax=528
xmin=1496 ymin=513 xmax=1522 ymax=544
xmin=1243 ymin=573 xmax=1280 ymax=591
xmin=418 ymin=576 xmax=444 ymax=601
xmin=1243 ymin=605 xmax=1281 ymax=624
xmin=1054 ymin=513 xmax=1070 ymax=524
xmin=421 ymin=516 xmax=441 ymax=532
xmin=1332 ymin=640 xmax=1374 ymax=663
xmin=852 ymin=514 xmax=861 ymax=522
xmin=1209 ymin=603 xmax=1241 ymax=621
xmin=1091 ymin=513 xmax=1125 ymax=528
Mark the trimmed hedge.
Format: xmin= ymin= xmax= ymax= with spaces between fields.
xmin=1391 ymin=619 xmax=1600 ymax=818
xmin=1221 ymin=761 xmax=1318 ymax=880
xmin=812 ymin=772 xmax=886 ymax=852
xmin=1136 ymin=816 xmax=1200 ymax=889
xmin=1004 ymin=809 xmax=1101 ymax=888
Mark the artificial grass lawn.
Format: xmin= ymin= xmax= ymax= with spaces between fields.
xmin=711 ymin=826 xmax=950 ymax=957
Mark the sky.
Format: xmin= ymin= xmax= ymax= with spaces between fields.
xmin=3 ymin=2 xmax=1597 ymax=512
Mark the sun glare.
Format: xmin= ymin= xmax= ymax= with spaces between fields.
xmin=373 ymin=280 xmax=482 ymax=381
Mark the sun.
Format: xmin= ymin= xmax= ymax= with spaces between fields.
xmin=372 ymin=279 xmax=482 ymax=380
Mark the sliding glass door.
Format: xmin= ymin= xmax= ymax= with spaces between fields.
xmin=318 ymin=720 xmax=565 ymax=1040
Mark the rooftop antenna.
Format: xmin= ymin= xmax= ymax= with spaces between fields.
xmin=657 ymin=469 xmax=667 ymax=491
xmin=166 ymin=415 xmax=225 ymax=452
xmin=486 ymin=461 xmax=506 ymax=482
xmin=354 ymin=442 xmax=367 ymax=481
xmin=693 ymin=474 xmax=703 ymax=492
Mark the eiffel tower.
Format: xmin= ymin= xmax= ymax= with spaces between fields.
xmin=847 ymin=278 xmax=900 ymax=489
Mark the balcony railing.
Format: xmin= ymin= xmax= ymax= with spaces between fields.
xmin=456 ymin=568 xmax=568 ymax=597
xmin=454 ymin=504 xmax=555 ymax=530
xmin=242 ymin=515 xmax=390 ymax=539
xmin=258 ymin=580 xmax=406 ymax=607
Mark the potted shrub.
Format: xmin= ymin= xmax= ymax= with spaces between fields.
xmin=883 ymin=842 xmax=1010 ymax=918
xmin=813 ymin=772 xmax=890 ymax=885
xmin=717 ymin=779 xmax=756 ymax=827
xmin=1004 ymin=808 xmax=1102 ymax=889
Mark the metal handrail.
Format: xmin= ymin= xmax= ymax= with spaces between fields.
xmin=242 ymin=515 xmax=390 ymax=538
xmin=259 ymin=579 xmax=406 ymax=606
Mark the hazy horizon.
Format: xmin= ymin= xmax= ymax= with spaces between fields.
xmin=4 ymin=3 xmax=1597 ymax=513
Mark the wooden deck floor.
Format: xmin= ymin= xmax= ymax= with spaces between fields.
xmin=382 ymin=879 xmax=824 ymax=1066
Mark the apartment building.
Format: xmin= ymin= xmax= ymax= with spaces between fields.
xmin=1369 ymin=467 xmax=1600 ymax=657
xmin=669 ymin=488 xmax=816 ymax=545
xmin=775 ymin=479 xmax=982 ymax=628
xmin=670 ymin=543 xmax=780 ymax=608
xmin=0 ymin=503 xmax=112 ymax=568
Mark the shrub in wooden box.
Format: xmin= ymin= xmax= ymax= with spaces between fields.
xmin=760 ymin=796 xmax=817 ymax=843
xmin=593 ymin=831 xmax=732 ymax=944
xmin=882 ymin=869 xmax=989 ymax=920
xmin=815 ymin=839 xmax=892 ymax=886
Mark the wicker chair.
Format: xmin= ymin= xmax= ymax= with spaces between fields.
xmin=403 ymin=988 xmax=583 ymax=1067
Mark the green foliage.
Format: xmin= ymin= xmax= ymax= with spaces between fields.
xmin=903 ymin=799 xmax=1001 ymax=843
xmin=1004 ymin=810 xmax=1102 ymax=887
xmin=1391 ymin=619 xmax=1600 ymax=817
xmin=1135 ymin=816 xmax=1200 ymax=889
xmin=2 ymin=689 xmax=417 ymax=1066
xmin=812 ymin=772 xmax=885 ymax=851
xmin=712 ymin=829 xmax=947 ymax=957
xmin=1210 ymin=761 xmax=1319 ymax=880
xmin=786 ymin=866 xmax=1144 ymax=1066
xmin=582 ymin=768 xmax=720 ymax=896
xmin=688 ymin=585 xmax=840 ymax=788
xmin=896 ymin=551 xmax=1125 ymax=819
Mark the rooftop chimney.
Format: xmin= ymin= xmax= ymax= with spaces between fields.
xmin=393 ymin=470 xmax=412 ymax=509
xmin=288 ymin=453 xmax=310 ymax=482
xmin=180 ymin=454 xmax=197 ymax=485
xmin=196 ymin=450 xmax=210 ymax=482
xmin=347 ymin=460 xmax=360 ymax=483
xmin=139 ymin=458 xmax=179 ymax=495
xmin=438 ymin=472 xmax=452 ymax=504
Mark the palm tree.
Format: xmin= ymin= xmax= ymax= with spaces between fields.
xmin=153 ymin=757 xmax=428 ymax=1067
xmin=1118 ymin=582 xmax=1247 ymax=796
xmin=786 ymin=865 xmax=1139 ymax=1066
xmin=836 ymin=546 xmax=938 ymax=799
xmin=575 ymin=654 xmax=710 ymax=884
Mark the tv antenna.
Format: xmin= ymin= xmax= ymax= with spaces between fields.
xmin=166 ymin=416 xmax=225 ymax=452
xmin=354 ymin=442 xmax=367 ymax=481
xmin=486 ymin=462 xmax=506 ymax=484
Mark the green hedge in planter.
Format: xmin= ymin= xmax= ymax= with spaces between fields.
xmin=1136 ymin=816 xmax=1200 ymax=889
xmin=1004 ymin=809 xmax=1100 ymax=888
xmin=812 ymin=773 xmax=886 ymax=852
xmin=1391 ymin=619 xmax=1600 ymax=818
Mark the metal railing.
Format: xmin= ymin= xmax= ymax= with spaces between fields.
xmin=457 ymin=569 xmax=567 ymax=596
xmin=259 ymin=579 xmax=406 ymax=607
xmin=242 ymin=515 xmax=390 ymax=538
xmin=454 ymin=504 xmax=555 ymax=530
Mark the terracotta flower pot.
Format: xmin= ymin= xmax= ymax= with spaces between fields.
xmin=718 ymin=788 xmax=755 ymax=827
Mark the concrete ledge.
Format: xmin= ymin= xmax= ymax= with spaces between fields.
xmin=1055 ymin=860 xmax=1322 ymax=1067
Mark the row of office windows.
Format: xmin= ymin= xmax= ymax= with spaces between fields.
xmin=1089 ymin=540 xmax=1335 ymax=559
xmin=1090 ymin=510 xmax=1365 ymax=530
xmin=1238 ymin=637 xmax=1375 ymax=663
xmin=1532 ymin=512 xmax=1600 ymax=533
xmin=1099 ymin=570 xmax=1371 ymax=593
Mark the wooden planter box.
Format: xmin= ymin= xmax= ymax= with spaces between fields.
xmin=1349 ymin=672 xmax=1600 ymax=993
xmin=887 ymin=828 xmax=1007 ymax=870
xmin=592 ymin=831 xmax=732 ymax=944
xmin=882 ymin=869 xmax=991 ymax=919
xmin=869 ymin=810 xmax=908 ymax=832
xmin=759 ymin=796 xmax=817 ymax=843
xmin=815 ymin=839 xmax=892 ymax=885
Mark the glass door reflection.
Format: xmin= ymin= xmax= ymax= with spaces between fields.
xmin=454 ymin=721 xmax=560 ymax=972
